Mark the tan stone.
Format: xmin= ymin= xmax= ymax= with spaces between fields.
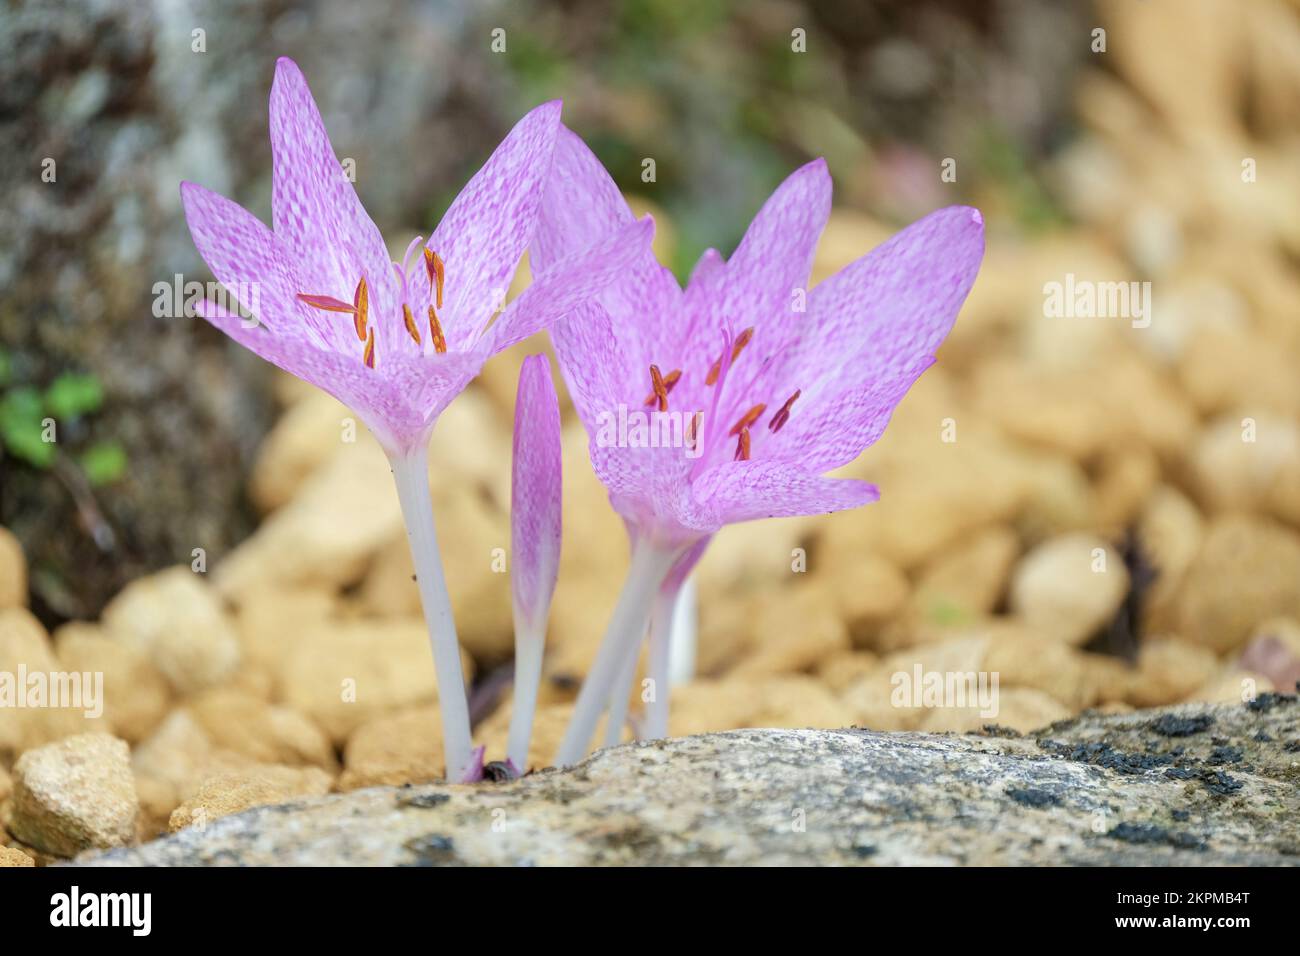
xmin=0 ymin=845 xmax=33 ymax=867
xmin=168 ymin=764 xmax=332 ymax=831
xmin=983 ymin=627 xmax=1095 ymax=710
xmin=188 ymin=688 xmax=337 ymax=771
xmin=695 ymin=594 xmax=759 ymax=679
xmin=730 ymin=582 xmax=849 ymax=678
xmin=814 ymin=650 xmax=880 ymax=694
xmin=841 ymin=638 xmax=991 ymax=732
xmin=668 ymin=679 xmax=762 ymax=737
xmin=820 ymin=551 xmax=909 ymax=649
xmin=1184 ymin=669 xmax=1275 ymax=706
xmin=750 ymin=675 xmax=856 ymax=729
xmin=129 ymin=709 xmax=257 ymax=814
xmin=214 ymin=438 xmax=402 ymax=600
xmin=881 ymin=528 xmax=1019 ymax=649
xmin=248 ymin=391 xmax=352 ymax=513
xmin=0 ymin=527 xmax=26 ymax=609
xmin=53 ymin=622 xmax=171 ymax=743
xmin=1078 ymin=653 xmax=1135 ymax=707
xmin=1178 ymin=324 xmax=1300 ymax=420
xmin=1126 ymin=638 xmax=1221 ymax=708
xmin=1138 ymin=485 xmax=1204 ymax=633
xmin=1011 ymin=452 xmax=1097 ymax=543
xmin=278 ymin=618 xmax=474 ymax=744
xmin=0 ymin=609 xmax=94 ymax=761
xmin=817 ymin=419 xmax=1032 ymax=571
xmin=101 ymin=566 xmax=240 ymax=694
xmin=1094 ymin=444 xmax=1160 ymax=533
xmin=545 ymin=575 xmax=619 ymax=695
xmin=1176 ymin=515 xmax=1300 ymax=653
xmin=233 ymin=586 xmax=337 ymax=693
xmin=973 ymin=352 xmax=1195 ymax=462
xmin=1009 ymin=534 xmax=1129 ymax=645
xmin=9 ymin=733 xmax=137 ymax=857
xmin=358 ymin=490 xmax=513 ymax=666
xmin=917 ymin=688 xmax=1070 ymax=734
xmin=1187 ymin=415 xmax=1300 ymax=521
xmin=338 ymin=706 xmax=444 ymax=790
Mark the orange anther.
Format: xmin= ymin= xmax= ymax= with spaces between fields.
xmin=424 ymin=249 xmax=445 ymax=309
xmin=428 ymin=306 xmax=447 ymax=354
xmin=353 ymin=276 xmax=369 ymax=340
xmin=402 ymin=304 xmax=422 ymax=345
xmin=729 ymin=403 xmax=767 ymax=436
xmin=362 ymin=327 xmax=376 ymax=369
xmin=733 ymin=426 xmax=751 ymax=461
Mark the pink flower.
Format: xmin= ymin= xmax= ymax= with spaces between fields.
xmin=179 ymin=60 xmax=651 ymax=781
xmin=180 ymin=58 xmax=652 ymax=458
xmin=506 ymin=354 xmax=563 ymax=770
xmin=533 ymin=127 xmax=984 ymax=763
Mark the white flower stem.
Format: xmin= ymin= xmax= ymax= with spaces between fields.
xmin=389 ymin=447 xmax=475 ymax=781
xmin=604 ymin=625 xmax=644 ymax=746
xmin=506 ymin=616 xmax=546 ymax=770
xmin=669 ymin=575 xmax=698 ymax=686
xmin=644 ymin=582 xmax=682 ymax=741
xmin=555 ymin=539 xmax=679 ymax=766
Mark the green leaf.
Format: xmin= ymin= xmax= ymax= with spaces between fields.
xmin=44 ymin=372 xmax=104 ymax=419
xmin=0 ymin=350 xmax=11 ymax=387
xmin=0 ymin=387 xmax=54 ymax=468
xmin=80 ymin=441 xmax=127 ymax=486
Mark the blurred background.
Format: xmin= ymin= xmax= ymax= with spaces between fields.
xmin=2 ymin=0 xmax=1300 ymax=844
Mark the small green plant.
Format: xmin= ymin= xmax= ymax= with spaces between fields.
xmin=0 ymin=360 xmax=126 ymax=486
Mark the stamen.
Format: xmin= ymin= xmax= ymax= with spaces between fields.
xmin=768 ymin=389 xmax=801 ymax=432
xmin=402 ymin=304 xmax=422 ymax=345
xmin=424 ymin=249 xmax=445 ymax=309
xmin=705 ymin=327 xmax=754 ymax=385
xmin=352 ymin=276 xmax=369 ymax=341
xmin=428 ymin=306 xmax=448 ymax=354
xmin=733 ymin=426 xmax=751 ymax=461
xmin=686 ymin=411 xmax=701 ymax=449
xmin=648 ymin=365 xmax=668 ymax=412
xmin=728 ymin=403 xmax=767 ymax=436
xmin=296 ymin=293 xmax=355 ymax=313
xmin=643 ymin=368 xmax=681 ymax=406
xmin=732 ymin=326 xmax=754 ymax=359
xmin=362 ymin=327 xmax=376 ymax=369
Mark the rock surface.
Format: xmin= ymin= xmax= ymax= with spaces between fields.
xmin=9 ymin=733 xmax=138 ymax=857
xmin=77 ymin=698 xmax=1300 ymax=866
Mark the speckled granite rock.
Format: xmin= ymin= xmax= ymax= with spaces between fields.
xmin=76 ymin=697 xmax=1300 ymax=866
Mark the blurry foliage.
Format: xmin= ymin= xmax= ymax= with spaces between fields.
xmin=486 ymin=0 xmax=1083 ymax=277
xmin=0 ymin=361 xmax=126 ymax=485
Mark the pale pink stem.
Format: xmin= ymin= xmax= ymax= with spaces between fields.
xmin=389 ymin=447 xmax=475 ymax=781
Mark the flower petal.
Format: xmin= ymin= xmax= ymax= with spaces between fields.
xmin=533 ymin=125 xmax=685 ymax=373
xmin=485 ymin=216 xmax=656 ymax=354
xmin=180 ymin=181 xmax=341 ymax=346
xmin=690 ymin=459 xmax=879 ymax=527
xmin=425 ymin=101 xmax=562 ymax=337
xmin=511 ymin=354 xmax=563 ymax=629
xmin=709 ymin=159 xmax=831 ymax=337
xmin=194 ymin=300 xmax=482 ymax=455
xmin=268 ymin=57 xmax=395 ymax=326
xmin=762 ymin=205 xmax=984 ymax=471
